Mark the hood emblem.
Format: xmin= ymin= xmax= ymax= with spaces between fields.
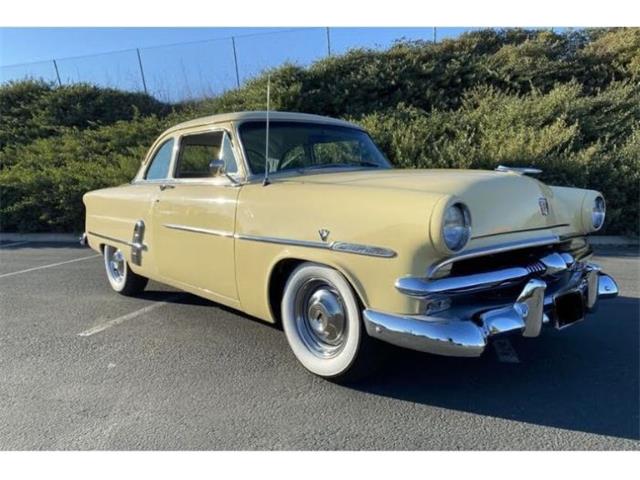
xmin=318 ymin=229 xmax=330 ymax=242
xmin=538 ymin=198 xmax=550 ymax=216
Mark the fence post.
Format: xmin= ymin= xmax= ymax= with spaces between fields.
xmin=433 ymin=27 xmax=437 ymax=43
xmin=136 ymin=48 xmax=148 ymax=94
xmin=231 ymin=37 xmax=240 ymax=88
xmin=52 ymin=59 xmax=62 ymax=86
xmin=326 ymin=27 xmax=332 ymax=56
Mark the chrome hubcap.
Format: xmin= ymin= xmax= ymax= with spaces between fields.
xmin=106 ymin=246 xmax=126 ymax=284
xmin=294 ymin=279 xmax=347 ymax=358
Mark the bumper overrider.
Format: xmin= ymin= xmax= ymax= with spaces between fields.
xmin=363 ymin=251 xmax=619 ymax=357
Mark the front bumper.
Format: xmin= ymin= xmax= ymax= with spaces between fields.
xmin=363 ymin=257 xmax=619 ymax=357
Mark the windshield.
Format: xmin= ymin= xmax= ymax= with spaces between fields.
xmin=238 ymin=121 xmax=391 ymax=175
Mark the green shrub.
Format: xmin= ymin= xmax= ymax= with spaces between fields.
xmin=0 ymin=115 xmax=173 ymax=232
xmin=0 ymin=28 xmax=638 ymax=235
xmin=0 ymin=80 xmax=169 ymax=152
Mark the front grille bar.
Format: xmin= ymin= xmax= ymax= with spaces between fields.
xmin=396 ymin=252 xmax=572 ymax=298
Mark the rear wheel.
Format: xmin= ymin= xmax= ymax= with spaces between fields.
xmin=103 ymin=245 xmax=148 ymax=296
xmin=281 ymin=262 xmax=379 ymax=382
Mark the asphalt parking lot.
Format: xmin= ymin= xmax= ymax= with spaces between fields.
xmin=0 ymin=241 xmax=638 ymax=450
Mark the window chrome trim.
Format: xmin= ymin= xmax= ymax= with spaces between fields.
xmin=163 ymin=224 xmax=234 ymax=238
xmin=140 ymin=137 xmax=178 ymax=182
xmin=236 ymin=233 xmax=397 ymax=259
xmin=173 ymin=127 xmax=244 ymax=182
xmin=134 ymin=124 xmax=248 ymax=185
xmin=427 ymin=235 xmax=561 ymax=279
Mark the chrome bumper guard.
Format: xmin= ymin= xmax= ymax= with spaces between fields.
xmin=364 ymin=256 xmax=619 ymax=357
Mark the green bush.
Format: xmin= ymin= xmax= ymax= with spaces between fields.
xmin=0 ymin=115 xmax=174 ymax=232
xmin=0 ymin=80 xmax=169 ymax=153
xmin=0 ymin=28 xmax=638 ymax=235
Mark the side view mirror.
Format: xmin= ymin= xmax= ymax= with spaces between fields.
xmin=209 ymin=159 xmax=225 ymax=177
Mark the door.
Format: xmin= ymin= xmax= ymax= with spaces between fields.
xmin=152 ymin=129 xmax=242 ymax=302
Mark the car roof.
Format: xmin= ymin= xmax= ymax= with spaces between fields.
xmin=164 ymin=111 xmax=364 ymax=134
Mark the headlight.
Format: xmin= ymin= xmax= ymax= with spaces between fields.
xmin=592 ymin=196 xmax=606 ymax=230
xmin=443 ymin=203 xmax=471 ymax=252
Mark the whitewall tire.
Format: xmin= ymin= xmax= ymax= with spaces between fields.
xmin=103 ymin=245 xmax=148 ymax=296
xmin=281 ymin=262 xmax=379 ymax=382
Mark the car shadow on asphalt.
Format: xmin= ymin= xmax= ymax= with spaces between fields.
xmin=350 ymin=296 xmax=640 ymax=442
xmin=137 ymin=288 xmax=284 ymax=331
xmin=142 ymin=288 xmax=639 ymax=441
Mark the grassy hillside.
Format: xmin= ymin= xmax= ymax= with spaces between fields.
xmin=1 ymin=28 xmax=638 ymax=234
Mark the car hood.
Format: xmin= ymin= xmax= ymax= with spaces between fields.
xmin=284 ymin=168 xmax=566 ymax=239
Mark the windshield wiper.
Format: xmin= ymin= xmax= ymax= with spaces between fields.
xmin=300 ymin=161 xmax=381 ymax=172
xmin=351 ymin=160 xmax=382 ymax=168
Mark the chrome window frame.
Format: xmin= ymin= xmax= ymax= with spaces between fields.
xmin=139 ymin=136 xmax=178 ymax=183
xmin=133 ymin=124 xmax=247 ymax=188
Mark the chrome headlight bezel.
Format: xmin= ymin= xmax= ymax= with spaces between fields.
xmin=592 ymin=195 xmax=606 ymax=231
xmin=442 ymin=202 xmax=472 ymax=252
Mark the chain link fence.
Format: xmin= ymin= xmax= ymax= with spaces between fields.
xmin=1 ymin=27 xmax=479 ymax=102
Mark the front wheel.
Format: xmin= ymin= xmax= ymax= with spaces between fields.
xmin=103 ymin=244 xmax=148 ymax=296
xmin=281 ymin=262 xmax=379 ymax=382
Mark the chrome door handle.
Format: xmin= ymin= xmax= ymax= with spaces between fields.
xmin=159 ymin=184 xmax=175 ymax=191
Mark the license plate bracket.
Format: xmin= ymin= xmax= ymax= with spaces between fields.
xmin=554 ymin=290 xmax=585 ymax=329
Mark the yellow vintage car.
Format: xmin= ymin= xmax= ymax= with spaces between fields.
xmin=83 ymin=111 xmax=618 ymax=381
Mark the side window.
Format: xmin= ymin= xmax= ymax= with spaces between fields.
xmin=145 ymin=139 xmax=174 ymax=180
xmin=175 ymin=131 xmax=238 ymax=179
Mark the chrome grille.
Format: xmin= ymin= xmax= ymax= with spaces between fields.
xmin=525 ymin=261 xmax=546 ymax=274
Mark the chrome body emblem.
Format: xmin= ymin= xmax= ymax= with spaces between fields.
xmin=318 ymin=229 xmax=330 ymax=242
xmin=538 ymin=198 xmax=550 ymax=216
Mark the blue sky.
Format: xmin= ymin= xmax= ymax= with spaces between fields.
xmin=0 ymin=27 xmax=499 ymax=101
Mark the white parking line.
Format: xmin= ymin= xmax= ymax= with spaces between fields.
xmin=77 ymin=294 xmax=183 ymax=337
xmin=0 ymin=241 xmax=30 ymax=248
xmin=0 ymin=254 xmax=98 ymax=279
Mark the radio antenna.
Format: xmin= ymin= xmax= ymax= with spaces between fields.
xmin=263 ymin=75 xmax=271 ymax=186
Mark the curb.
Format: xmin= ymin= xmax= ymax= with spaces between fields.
xmin=0 ymin=233 xmax=82 ymax=243
xmin=587 ymin=236 xmax=639 ymax=247
xmin=1 ymin=232 xmax=638 ymax=247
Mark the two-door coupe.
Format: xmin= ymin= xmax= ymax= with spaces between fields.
xmin=83 ymin=111 xmax=618 ymax=381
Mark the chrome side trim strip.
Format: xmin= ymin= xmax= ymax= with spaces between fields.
xmin=331 ymin=241 xmax=397 ymax=258
xmin=163 ymin=223 xmax=234 ymax=238
xmin=236 ymin=233 xmax=328 ymax=249
xmin=427 ymin=234 xmax=561 ymax=279
xmin=88 ymin=231 xmax=138 ymax=249
xmin=88 ymin=231 xmax=149 ymax=252
xmin=236 ymin=233 xmax=397 ymax=259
